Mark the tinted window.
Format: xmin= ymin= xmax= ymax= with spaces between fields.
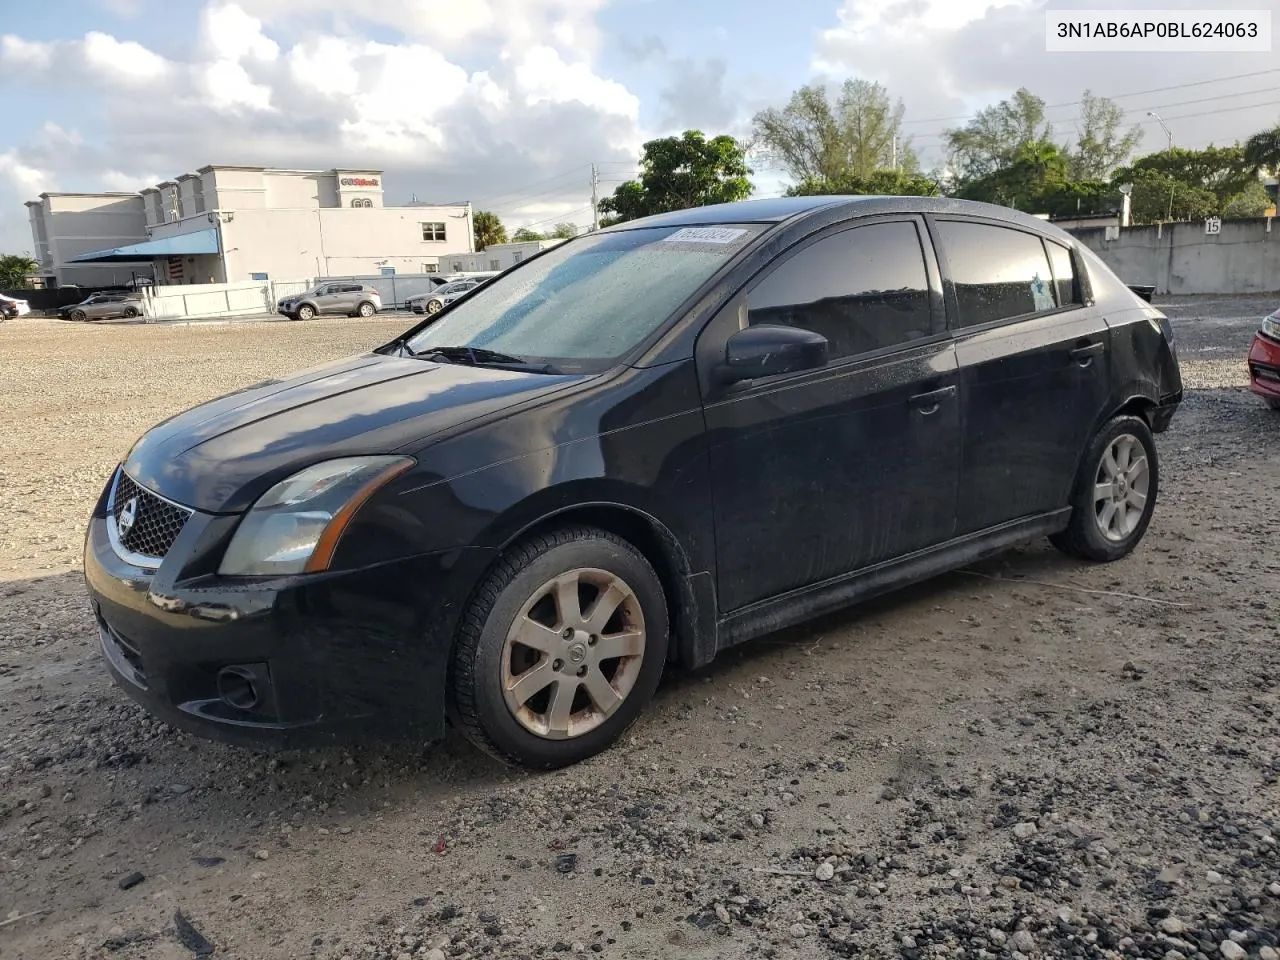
xmin=747 ymin=221 xmax=934 ymax=359
xmin=1046 ymin=241 xmax=1077 ymax=306
xmin=936 ymin=221 xmax=1057 ymax=327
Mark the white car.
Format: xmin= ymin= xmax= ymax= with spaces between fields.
xmin=0 ymin=293 xmax=31 ymax=321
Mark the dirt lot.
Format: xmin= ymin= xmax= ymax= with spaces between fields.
xmin=1 ymin=300 xmax=1278 ymax=960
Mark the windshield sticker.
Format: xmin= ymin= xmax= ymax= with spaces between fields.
xmin=1030 ymin=273 xmax=1055 ymax=311
xmin=662 ymin=227 xmax=748 ymax=245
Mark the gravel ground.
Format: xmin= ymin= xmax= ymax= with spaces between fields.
xmin=0 ymin=303 xmax=1278 ymax=960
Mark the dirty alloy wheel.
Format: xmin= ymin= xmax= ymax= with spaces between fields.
xmin=70 ymin=309 xmax=87 ymax=322
xmin=449 ymin=526 xmax=668 ymax=769
xmin=1050 ymin=414 xmax=1159 ymax=562
xmin=426 ymin=300 xmax=443 ymax=315
xmin=357 ymin=301 xmax=376 ymax=318
xmin=296 ymin=304 xmax=316 ymax=321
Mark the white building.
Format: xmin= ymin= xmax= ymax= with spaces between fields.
xmin=443 ymin=238 xmax=568 ymax=274
xmin=26 ymin=166 xmax=475 ymax=287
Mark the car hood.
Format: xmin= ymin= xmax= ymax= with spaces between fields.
xmin=123 ymin=353 xmax=587 ymax=513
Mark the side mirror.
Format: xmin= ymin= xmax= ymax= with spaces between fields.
xmin=718 ymin=324 xmax=828 ymax=384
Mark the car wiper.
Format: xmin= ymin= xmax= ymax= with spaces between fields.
xmin=413 ymin=345 xmax=559 ymax=374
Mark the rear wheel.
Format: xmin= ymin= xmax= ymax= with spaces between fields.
xmin=1050 ymin=415 xmax=1158 ymax=562
xmin=357 ymin=301 xmax=376 ymax=318
xmin=449 ymin=527 xmax=668 ymax=769
xmin=70 ymin=309 xmax=86 ymax=322
xmin=296 ymin=304 xmax=316 ymax=321
xmin=122 ymin=306 xmax=139 ymax=318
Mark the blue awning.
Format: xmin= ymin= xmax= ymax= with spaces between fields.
xmin=68 ymin=228 xmax=220 ymax=263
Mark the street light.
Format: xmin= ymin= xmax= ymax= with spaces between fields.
xmin=1147 ymin=112 xmax=1175 ymax=220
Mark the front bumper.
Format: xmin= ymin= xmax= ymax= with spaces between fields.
xmin=1248 ymin=332 xmax=1280 ymax=401
xmin=84 ymin=483 xmax=490 ymax=750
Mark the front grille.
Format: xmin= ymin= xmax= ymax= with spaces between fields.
xmin=109 ymin=471 xmax=193 ymax=561
xmin=101 ymin=619 xmax=147 ymax=687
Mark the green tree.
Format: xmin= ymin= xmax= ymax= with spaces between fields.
xmin=1222 ymin=181 xmax=1273 ymax=219
xmin=954 ymin=140 xmax=1071 ymax=209
xmin=597 ymin=130 xmax=752 ymax=225
xmin=945 ymin=88 xmax=1052 ymax=183
xmin=472 ymin=210 xmax=507 ymax=251
xmin=1114 ymin=145 xmax=1253 ymax=201
xmin=1123 ymin=170 xmax=1217 ymax=223
xmin=0 ymin=254 xmax=38 ymax=289
xmin=1243 ymin=122 xmax=1280 ymax=174
xmin=511 ymin=227 xmax=545 ymax=242
xmin=549 ymin=222 xmax=578 ymax=239
xmin=785 ymin=169 xmax=940 ymax=197
xmin=752 ymin=79 xmax=915 ymax=183
xmin=1069 ymin=90 xmax=1144 ymax=180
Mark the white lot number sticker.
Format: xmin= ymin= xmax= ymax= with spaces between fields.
xmin=662 ymin=227 xmax=747 ymax=244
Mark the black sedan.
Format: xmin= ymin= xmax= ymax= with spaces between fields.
xmin=84 ymin=196 xmax=1182 ymax=769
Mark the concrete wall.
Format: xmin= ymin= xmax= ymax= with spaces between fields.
xmin=451 ymin=238 xmax=567 ymax=273
xmin=266 ymin=172 xmax=322 ymax=209
xmin=1069 ymin=217 xmax=1280 ymax=295
xmin=205 ymin=168 xmax=268 ymax=210
xmin=217 ymin=206 xmax=473 ymax=280
xmin=29 ymin=194 xmax=150 ymax=286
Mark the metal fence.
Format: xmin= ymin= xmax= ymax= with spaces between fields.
xmin=141 ymin=279 xmax=312 ymax=319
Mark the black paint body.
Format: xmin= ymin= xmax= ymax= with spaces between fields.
xmin=83 ymin=197 xmax=1183 ymax=747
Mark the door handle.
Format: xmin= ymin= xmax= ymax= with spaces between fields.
xmin=1071 ymin=342 xmax=1105 ymax=365
xmin=909 ymin=385 xmax=956 ymax=414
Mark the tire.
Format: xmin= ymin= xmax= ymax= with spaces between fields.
xmin=122 ymin=307 xmax=139 ymax=318
xmin=357 ymin=301 xmax=376 ymax=318
xmin=296 ymin=304 xmax=316 ymax=321
xmin=449 ymin=526 xmax=668 ymax=769
xmin=1050 ymin=415 xmax=1159 ymax=562
xmin=70 ymin=309 xmax=86 ymax=322
xmin=426 ymin=300 xmax=443 ymax=315
xmin=1267 ymin=397 xmax=1280 ymax=411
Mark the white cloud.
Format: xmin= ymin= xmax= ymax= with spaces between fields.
xmin=515 ymin=45 xmax=640 ymax=119
xmin=82 ymin=31 xmax=173 ymax=83
xmin=201 ymin=3 xmax=279 ymax=61
xmin=0 ymin=35 xmax=53 ymax=70
xmin=0 ymin=0 xmax=649 ymax=251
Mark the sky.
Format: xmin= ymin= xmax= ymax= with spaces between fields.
xmin=2 ymin=0 xmax=1280 ymax=255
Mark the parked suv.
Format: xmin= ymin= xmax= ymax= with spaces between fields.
xmin=407 ymin=277 xmax=487 ymax=315
xmin=277 ymin=283 xmax=382 ymax=321
xmin=59 ymin=292 xmax=144 ymax=321
xmin=84 ymin=196 xmax=1181 ymax=770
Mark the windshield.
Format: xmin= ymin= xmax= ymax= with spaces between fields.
xmin=405 ymin=224 xmax=763 ymax=370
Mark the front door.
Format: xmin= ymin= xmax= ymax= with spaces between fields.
xmin=698 ymin=217 xmax=962 ymax=613
xmin=929 ymin=218 xmax=1112 ymax=534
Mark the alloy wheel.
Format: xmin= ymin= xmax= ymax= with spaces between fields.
xmin=1093 ymin=433 xmax=1150 ymax=542
xmin=500 ymin=567 xmax=646 ymax=740
xmin=427 ymin=300 xmax=442 ymax=314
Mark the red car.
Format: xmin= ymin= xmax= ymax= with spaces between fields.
xmin=1249 ymin=307 xmax=1280 ymax=410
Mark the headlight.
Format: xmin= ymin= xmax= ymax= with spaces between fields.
xmin=1262 ymin=315 xmax=1280 ymax=341
xmin=218 ymin=456 xmax=413 ymax=576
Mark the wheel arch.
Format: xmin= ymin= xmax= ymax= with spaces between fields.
xmin=493 ymin=501 xmax=714 ymax=670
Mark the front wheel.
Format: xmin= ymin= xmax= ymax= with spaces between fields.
xmin=296 ymin=304 xmax=315 ymax=321
xmin=70 ymin=309 xmax=86 ymax=322
xmin=1050 ymin=415 xmax=1159 ymax=562
xmin=122 ymin=307 xmax=139 ymax=318
xmin=357 ymin=301 xmax=376 ymax=318
xmin=449 ymin=527 xmax=668 ymax=769
xmin=426 ymin=300 xmax=443 ymax=315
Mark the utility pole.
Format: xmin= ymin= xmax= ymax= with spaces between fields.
xmin=1147 ymin=112 xmax=1175 ymax=221
xmin=892 ymin=135 xmax=898 ymax=172
xmin=590 ymin=164 xmax=600 ymax=232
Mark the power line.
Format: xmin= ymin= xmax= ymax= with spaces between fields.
xmin=471 ymin=164 xmax=591 ymax=209
xmin=518 ymin=205 xmax=594 ymax=231
xmin=899 ymin=67 xmax=1280 ymax=127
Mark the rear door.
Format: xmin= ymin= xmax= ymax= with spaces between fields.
xmin=699 ymin=216 xmax=960 ymax=611
xmin=930 ymin=217 xmax=1110 ymax=534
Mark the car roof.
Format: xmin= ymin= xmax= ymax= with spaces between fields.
xmin=600 ymin=195 xmax=1079 ymax=242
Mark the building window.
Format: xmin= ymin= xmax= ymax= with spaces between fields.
xmin=381 ymin=266 xmax=396 ymax=276
xmin=250 ymin=272 xmax=269 ymax=280
xmin=351 ymin=199 xmax=361 ymax=207
xmin=422 ymin=222 xmax=447 ymax=241
xmin=451 ymin=263 xmax=462 ymax=272
xmin=512 ymin=251 xmax=523 ymax=263
xmin=422 ymin=263 xmax=438 ymax=273
xmin=489 ymin=259 xmax=500 ymax=270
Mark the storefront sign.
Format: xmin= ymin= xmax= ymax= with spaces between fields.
xmin=341 ymin=177 xmax=379 ymax=187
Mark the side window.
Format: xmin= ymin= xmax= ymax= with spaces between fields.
xmin=935 ymin=220 xmax=1058 ymax=327
xmin=1046 ymin=240 xmax=1078 ymax=306
xmin=747 ymin=220 xmax=934 ymax=360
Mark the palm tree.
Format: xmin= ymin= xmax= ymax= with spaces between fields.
xmin=472 ymin=211 xmax=507 ymax=252
xmin=1244 ymin=123 xmax=1280 ymax=175
xmin=0 ymin=254 xmax=38 ymax=289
